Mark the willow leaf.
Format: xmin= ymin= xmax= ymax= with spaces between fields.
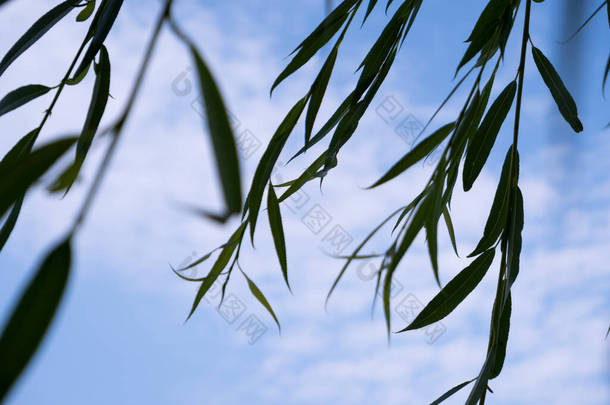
xmin=430 ymin=379 xmax=476 ymax=405
xmin=247 ymin=97 xmax=308 ymax=243
xmin=463 ymin=81 xmax=516 ymax=192
xmin=469 ymin=147 xmax=517 ymax=257
xmin=0 ymin=84 xmax=52 ymax=117
xmin=267 ymin=183 xmax=290 ymax=291
xmin=0 ymin=1 xmax=76 ymax=77
xmin=398 ymin=249 xmax=495 ymax=332
xmin=73 ymin=0 xmax=123 ymax=78
xmin=76 ymin=0 xmax=96 ymax=22
xmin=0 ymin=238 xmax=72 ymax=402
xmin=369 ymin=122 xmax=455 ymax=188
xmin=240 ymin=271 xmax=281 ymax=333
xmin=532 ymin=46 xmax=583 ymax=132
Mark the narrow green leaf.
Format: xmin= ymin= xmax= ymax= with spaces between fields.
xmin=505 ymin=187 xmax=523 ymax=290
xmin=65 ymin=61 xmax=90 ymax=86
xmin=267 ymin=183 xmax=290 ymax=291
xmin=426 ymin=168 xmax=446 ymax=287
xmin=67 ymin=45 xmax=111 ymax=193
xmin=603 ymin=54 xmax=609 ymax=94
xmin=247 ymin=97 xmax=308 ymax=243
xmin=278 ymin=152 xmax=326 ymax=203
xmin=469 ymin=147 xmax=517 ymax=257
xmin=326 ymin=207 xmax=403 ymax=307
xmin=0 ymin=238 xmax=71 ymax=402
xmin=465 ymin=347 xmax=497 ymax=405
xmin=490 ymin=293 xmax=511 ymax=379
xmin=398 ymin=249 xmax=495 ymax=332
xmin=190 ymin=46 xmax=242 ymax=215
xmin=430 ymin=379 xmax=476 ymax=405
xmin=305 ymin=46 xmax=338 ymax=144
xmin=0 ymin=1 xmax=76 ymax=77
xmin=0 ymin=84 xmax=52 ymax=117
xmin=76 ymin=0 xmax=96 ymax=22
xmin=270 ymin=0 xmax=357 ymax=94
xmin=442 ymin=206 xmax=459 ymax=256
xmin=532 ymin=46 xmax=583 ymax=132
xmin=463 ymin=81 xmax=516 ymax=192
xmin=369 ymin=122 xmax=455 ymax=188
xmin=241 ymin=270 xmax=281 ymax=333
xmin=187 ymin=222 xmax=246 ymax=320
xmin=73 ymin=0 xmax=123 ymax=78
xmin=0 ymin=137 xmax=77 ymax=218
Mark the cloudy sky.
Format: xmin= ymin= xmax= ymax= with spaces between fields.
xmin=0 ymin=0 xmax=608 ymax=404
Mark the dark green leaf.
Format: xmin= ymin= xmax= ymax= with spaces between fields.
xmin=532 ymin=46 xmax=583 ymax=132
xmin=469 ymin=147 xmax=517 ymax=257
xmin=0 ymin=238 xmax=71 ymax=402
xmin=305 ymin=46 xmax=338 ymax=144
xmin=430 ymin=379 xmax=476 ymax=405
xmin=603 ymin=54 xmax=609 ymax=95
xmin=0 ymin=84 xmax=52 ymax=117
xmin=246 ymin=97 xmax=308 ymax=243
xmin=73 ymin=0 xmax=123 ymax=78
xmin=76 ymin=0 xmax=96 ymax=22
xmin=465 ymin=347 xmax=497 ymax=405
xmin=426 ymin=168 xmax=446 ymax=287
xmin=505 ymin=187 xmax=523 ymax=290
xmin=278 ymin=152 xmax=326 ymax=202
xmin=65 ymin=60 xmax=90 ymax=85
xmin=490 ymin=293 xmax=511 ymax=379
xmin=267 ymin=183 xmax=290 ymax=291
xmin=67 ymin=45 xmax=111 ymax=193
xmin=189 ymin=46 xmax=242 ymax=215
xmin=241 ymin=270 xmax=281 ymax=333
xmin=0 ymin=1 xmax=76 ymax=77
xmin=369 ymin=122 xmax=455 ymax=188
xmin=442 ymin=206 xmax=459 ymax=256
xmin=398 ymin=249 xmax=495 ymax=332
xmin=270 ymin=0 xmax=357 ymax=94
xmin=463 ymin=81 xmax=516 ymax=192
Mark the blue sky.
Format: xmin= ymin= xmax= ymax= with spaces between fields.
xmin=0 ymin=0 xmax=609 ymax=404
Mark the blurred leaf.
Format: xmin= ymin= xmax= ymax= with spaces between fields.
xmin=398 ymin=249 xmax=495 ymax=332
xmin=47 ymin=161 xmax=81 ymax=194
xmin=247 ymin=97 xmax=308 ymax=243
xmin=187 ymin=223 xmax=246 ymax=319
xmin=76 ymin=0 xmax=96 ymax=22
xmin=532 ymin=46 xmax=583 ymax=132
xmin=469 ymin=147 xmax=517 ymax=257
xmin=603 ymin=54 xmax=609 ymax=95
xmin=0 ymin=137 xmax=77 ymax=218
xmin=463 ymin=81 xmax=516 ymax=192
xmin=369 ymin=122 xmax=455 ymax=188
xmin=73 ymin=0 xmax=123 ymax=78
xmin=0 ymin=238 xmax=71 ymax=402
xmin=430 ymin=379 xmax=476 ymax=405
xmin=188 ymin=46 xmax=242 ymax=215
xmin=0 ymin=1 xmax=77 ymax=77
xmin=267 ymin=183 xmax=290 ymax=291
xmin=0 ymin=84 xmax=52 ymax=118
xmin=0 ymin=197 xmax=22 ymax=254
